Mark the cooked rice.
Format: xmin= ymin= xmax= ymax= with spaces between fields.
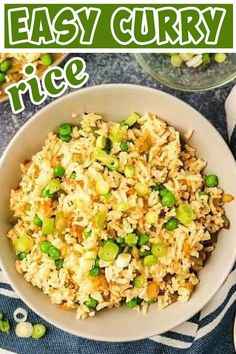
xmin=7 ymin=112 xmax=229 ymax=319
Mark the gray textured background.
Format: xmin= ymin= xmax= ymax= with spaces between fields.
xmin=0 ymin=53 xmax=236 ymax=156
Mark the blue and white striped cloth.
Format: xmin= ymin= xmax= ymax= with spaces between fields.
xmin=0 ymin=264 xmax=235 ymax=353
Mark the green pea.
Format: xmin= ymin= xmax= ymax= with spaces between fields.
xmin=165 ymin=218 xmax=179 ymax=230
xmin=32 ymin=324 xmax=46 ymax=339
xmin=0 ymin=59 xmax=12 ymax=72
xmin=60 ymin=135 xmax=72 ymax=143
xmin=55 ymin=259 xmax=64 ymax=270
xmin=17 ymin=252 xmax=27 ymax=260
xmin=59 ymin=123 xmax=72 ymax=136
xmin=126 ymin=298 xmax=139 ymax=308
xmin=54 ymin=165 xmax=65 ymax=178
xmin=161 ymin=191 xmax=176 ymax=207
xmin=89 ymin=267 xmax=100 ymax=276
xmin=41 ymin=54 xmax=53 ymax=66
xmin=48 ymin=246 xmax=61 ymax=261
xmin=205 ymin=174 xmax=219 ymax=187
xmin=138 ymin=233 xmax=149 ymax=246
xmin=0 ymin=72 xmax=6 ymax=84
xmin=85 ymin=296 xmax=98 ymax=309
xmin=116 ymin=237 xmax=125 ymax=245
xmin=159 ymin=188 xmax=169 ymax=197
xmin=40 ymin=241 xmax=52 ymax=254
xmin=151 ymin=184 xmax=161 ymax=191
xmin=120 ymin=141 xmax=128 ymax=152
xmin=33 ymin=215 xmax=43 ymax=227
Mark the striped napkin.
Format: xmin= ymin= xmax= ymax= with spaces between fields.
xmin=0 ymin=86 xmax=236 ymax=354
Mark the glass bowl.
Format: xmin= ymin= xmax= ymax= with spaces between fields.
xmin=135 ymin=53 xmax=236 ymax=91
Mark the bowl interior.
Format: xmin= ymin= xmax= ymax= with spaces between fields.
xmin=135 ymin=54 xmax=236 ymax=91
xmin=0 ymin=84 xmax=236 ymax=341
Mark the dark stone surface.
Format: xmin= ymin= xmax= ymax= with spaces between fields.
xmin=0 ymin=53 xmax=235 ymax=156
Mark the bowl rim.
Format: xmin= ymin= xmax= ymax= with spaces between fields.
xmin=135 ymin=53 xmax=236 ymax=92
xmin=0 ymin=83 xmax=236 ymax=341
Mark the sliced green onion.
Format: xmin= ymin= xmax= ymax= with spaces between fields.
xmin=42 ymin=217 xmax=54 ymax=235
xmin=96 ymin=135 xmax=107 ymax=149
xmin=41 ymin=187 xmax=53 ymax=199
xmin=105 ymin=156 xmax=119 ymax=171
xmin=176 ymin=204 xmax=193 ymax=226
xmin=171 ymin=54 xmax=183 ymax=67
xmin=109 ymin=124 xmax=124 ymax=143
xmin=145 ymin=211 xmax=157 ymax=224
xmin=151 ymin=242 xmax=167 ymax=257
xmin=135 ymin=183 xmax=149 ymax=197
xmin=83 ymin=229 xmax=92 ymax=238
xmin=124 ymin=165 xmax=135 ymax=178
xmin=71 ymin=171 xmax=76 ymax=179
xmin=121 ymin=112 xmax=140 ymax=127
xmin=202 ymin=53 xmax=211 ymax=64
xmin=94 ymin=212 xmax=106 ymax=229
xmin=144 ymin=255 xmax=157 ymax=267
xmin=102 ymin=191 xmax=113 ymax=203
xmin=55 ymin=212 xmax=67 ymax=233
xmin=96 ymin=180 xmax=110 ymax=195
xmin=0 ymin=319 xmax=10 ymax=334
xmin=214 ymin=53 xmax=227 ymax=64
xmin=46 ymin=179 xmax=61 ymax=194
xmin=99 ymin=241 xmax=119 ymax=261
xmin=32 ymin=323 xmax=46 ymax=339
xmin=14 ymin=235 xmax=33 ymax=253
xmin=133 ymin=275 xmax=146 ymax=288
xmin=125 ymin=233 xmax=138 ymax=246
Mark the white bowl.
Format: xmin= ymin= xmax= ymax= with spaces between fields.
xmin=0 ymin=84 xmax=236 ymax=341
